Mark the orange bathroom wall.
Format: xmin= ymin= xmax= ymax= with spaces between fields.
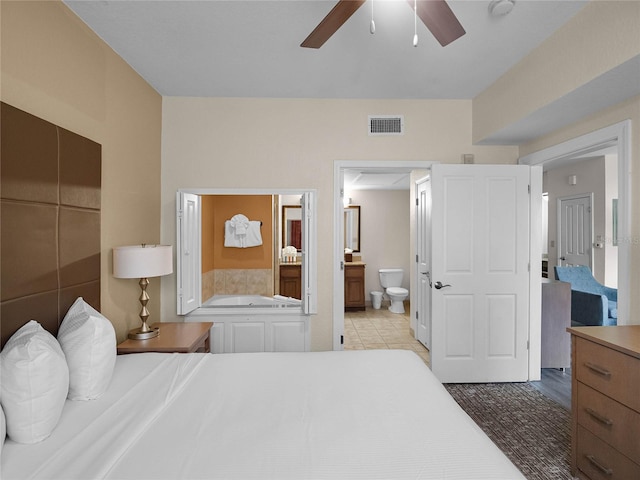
xmin=201 ymin=195 xmax=273 ymax=271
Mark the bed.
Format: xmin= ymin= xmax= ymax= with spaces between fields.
xmin=1 ymin=346 xmax=524 ymax=479
xmin=0 ymin=103 xmax=524 ymax=479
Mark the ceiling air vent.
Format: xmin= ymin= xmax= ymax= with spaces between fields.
xmin=368 ymin=115 xmax=404 ymax=136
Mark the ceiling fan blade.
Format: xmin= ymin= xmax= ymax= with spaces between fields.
xmin=409 ymin=0 xmax=466 ymax=47
xmin=301 ymin=0 xmax=366 ymax=49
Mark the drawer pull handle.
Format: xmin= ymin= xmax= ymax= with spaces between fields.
xmin=586 ymin=454 xmax=613 ymax=476
xmin=585 ymin=407 xmax=613 ymax=426
xmin=584 ymin=362 xmax=611 ymax=377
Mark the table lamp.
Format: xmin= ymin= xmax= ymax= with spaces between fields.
xmin=113 ymin=244 xmax=173 ymax=340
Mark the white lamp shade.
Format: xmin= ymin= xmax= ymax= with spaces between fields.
xmin=113 ymin=245 xmax=173 ymax=279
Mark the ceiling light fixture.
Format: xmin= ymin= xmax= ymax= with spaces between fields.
xmin=413 ymin=0 xmax=419 ymax=47
xmin=370 ymin=0 xmax=375 ymax=34
xmin=489 ymin=0 xmax=515 ymax=17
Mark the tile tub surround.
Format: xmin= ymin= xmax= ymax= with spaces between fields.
xmin=202 ymin=269 xmax=273 ymax=299
xmin=344 ymin=305 xmax=430 ymax=366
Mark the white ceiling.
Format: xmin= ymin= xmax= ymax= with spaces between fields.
xmin=344 ymin=168 xmax=414 ymax=190
xmin=64 ymin=0 xmax=590 ymax=100
xmin=63 ymin=0 xmax=640 ymax=189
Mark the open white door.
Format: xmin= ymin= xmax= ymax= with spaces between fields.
xmin=176 ymin=192 xmax=201 ymax=315
xmin=301 ymin=191 xmax=317 ymax=315
xmin=415 ymin=177 xmax=431 ymax=349
xmin=430 ymin=164 xmax=531 ymax=383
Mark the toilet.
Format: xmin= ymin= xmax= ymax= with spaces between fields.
xmin=378 ymin=268 xmax=409 ymax=314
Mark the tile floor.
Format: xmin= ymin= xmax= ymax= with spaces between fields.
xmin=344 ymin=303 xmax=430 ymax=367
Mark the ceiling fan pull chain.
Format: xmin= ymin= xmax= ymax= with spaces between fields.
xmin=370 ymin=0 xmax=375 ymax=34
xmin=413 ymin=0 xmax=418 ymax=47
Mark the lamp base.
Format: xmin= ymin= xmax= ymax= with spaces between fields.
xmin=128 ymin=325 xmax=159 ymax=340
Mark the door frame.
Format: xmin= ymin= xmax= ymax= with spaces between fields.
xmin=556 ymin=193 xmax=594 ymax=269
xmin=332 ymin=160 xmax=543 ymax=380
xmin=332 ymin=160 xmax=432 ymax=350
xmin=519 ymin=120 xmax=631 ymax=325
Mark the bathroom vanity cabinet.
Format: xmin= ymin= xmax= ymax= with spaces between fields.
xmin=279 ymin=264 xmax=301 ymax=299
xmin=345 ymin=263 xmax=366 ymax=311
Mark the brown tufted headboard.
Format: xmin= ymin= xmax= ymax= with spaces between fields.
xmin=0 ymin=103 xmax=102 ymax=347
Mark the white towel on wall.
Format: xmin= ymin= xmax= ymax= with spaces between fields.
xmin=244 ymin=221 xmax=262 ymax=247
xmin=229 ymin=214 xmax=249 ymax=235
xmin=224 ymin=216 xmax=262 ymax=248
xmin=224 ymin=221 xmax=242 ymax=247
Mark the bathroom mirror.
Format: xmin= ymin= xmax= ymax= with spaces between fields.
xmin=282 ymin=205 xmax=302 ymax=251
xmin=344 ymin=205 xmax=360 ymax=252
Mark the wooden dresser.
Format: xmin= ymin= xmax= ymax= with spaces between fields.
xmin=567 ymin=326 xmax=640 ymax=480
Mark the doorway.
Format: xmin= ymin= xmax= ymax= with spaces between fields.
xmin=333 ymin=161 xmax=432 ymax=350
xmin=519 ymin=120 xmax=631 ymax=324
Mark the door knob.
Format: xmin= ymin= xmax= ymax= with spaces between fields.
xmin=434 ymin=281 xmax=451 ymax=290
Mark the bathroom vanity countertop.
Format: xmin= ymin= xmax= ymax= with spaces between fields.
xmin=345 ymin=261 xmax=366 ymax=266
xmin=280 ymin=262 xmax=302 ymax=266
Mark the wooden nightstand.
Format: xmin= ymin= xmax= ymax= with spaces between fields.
xmin=117 ymin=322 xmax=213 ymax=354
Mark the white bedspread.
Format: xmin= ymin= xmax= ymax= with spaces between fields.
xmin=2 ymin=350 xmax=524 ymax=479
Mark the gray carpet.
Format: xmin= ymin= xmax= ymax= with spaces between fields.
xmin=444 ymin=382 xmax=572 ymax=480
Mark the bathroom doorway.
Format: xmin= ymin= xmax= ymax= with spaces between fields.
xmin=333 ymin=161 xmax=432 ymax=350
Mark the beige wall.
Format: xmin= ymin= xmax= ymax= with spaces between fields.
xmin=160 ymin=98 xmax=519 ymax=350
xmin=1 ymin=0 xmax=163 ymax=342
xmin=473 ymin=1 xmax=640 ymax=144
xmin=348 ymin=190 xmax=411 ymax=302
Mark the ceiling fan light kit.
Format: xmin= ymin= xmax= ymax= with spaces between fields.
xmin=301 ymin=0 xmax=465 ymax=49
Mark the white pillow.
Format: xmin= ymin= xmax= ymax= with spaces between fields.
xmin=58 ymin=297 xmax=116 ymax=401
xmin=0 ymin=320 xmax=69 ymax=444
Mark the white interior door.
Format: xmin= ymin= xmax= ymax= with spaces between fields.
xmin=176 ymin=192 xmax=201 ymax=315
xmin=301 ymin=191 xmax=318 ymax=315
xmin=430 ymin=164 xmax=531 ymax=383
xmin=415 ymin=177 xmax=431 ymax=349
xmin=558 ymin=194 xmax=592 ymax=268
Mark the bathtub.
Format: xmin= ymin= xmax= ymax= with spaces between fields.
xmin=186 ymin=295 xmax=309 ymax=354
xmin=202 ymin=294 xmax=301 ymax=308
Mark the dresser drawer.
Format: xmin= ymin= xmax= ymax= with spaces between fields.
xmin=577 ymin=382 xmax=640 ymax=464
xmin=576 ymin=425 xmax=640 ymax=480
xmin=575 ymin=337 xmax=640 ymax=411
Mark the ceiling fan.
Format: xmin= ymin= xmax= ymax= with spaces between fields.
xmin=301 ymin=0 xmax=465 ymax=49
